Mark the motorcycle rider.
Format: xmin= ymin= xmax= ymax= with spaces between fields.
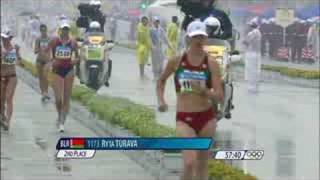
xmin=85 ymin=0 xmax=106 ymax=32
xmin=204 ymin=16 xmax=221 ymax=38
xmin=84 ymin=21 xmax=104 ymax=37
xmin=179 ymin=0 xmax=233 ymax=40
xmin=78 ymin=21 xmax=111 ymax=87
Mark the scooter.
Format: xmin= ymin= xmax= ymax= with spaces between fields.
xmin=76 ymin=33 xmax=114 ymax=90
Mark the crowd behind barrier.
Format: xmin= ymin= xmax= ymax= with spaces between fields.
xmin=257 ymin=17 xmax=320 ymax=64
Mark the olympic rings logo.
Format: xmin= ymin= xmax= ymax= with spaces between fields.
xmin=244 ymin=150 xmax=264 ymax=160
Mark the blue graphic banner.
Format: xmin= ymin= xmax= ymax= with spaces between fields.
xmin=179 ymin=71 xmax=207 ymax=81
xmin=56 ymin=137 xmax=213 ymax=150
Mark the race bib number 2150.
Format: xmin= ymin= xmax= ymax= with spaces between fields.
xmin=55 ymin=46 xmax=72 ymax=59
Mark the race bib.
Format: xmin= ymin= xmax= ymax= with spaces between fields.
xmin=39 ymin=39 xmax=49 ymax=50
xmin=55 ymin=46 xmax=72 ymax=59
xmin=3 ymin=52 xmax=17 ymax=65
xmin=178 ymin=70 xmax=207 ymax=93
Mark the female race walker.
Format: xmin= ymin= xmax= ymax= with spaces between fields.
xmin=49 ymin=22 xmax=79 ymax=133
xmin=1 ymin=30 xmax=24 ymax=131
xmin=34 ymin=24 xmax=51 ymax=103
xmin=157 ymin=21 xmax=224 ymax=180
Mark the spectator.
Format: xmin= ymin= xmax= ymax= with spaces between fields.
xmin=285 ymin=19 xmax=298 ymax=62
xmin=307 ymin=20 xmax=320 ymax=61
xmin=259 ymin=19 xmax=270 ymax=57
xmin=268 ymin=18 xmax=278 ymax=58
xmin=136 ymin=16 xmax=152 ymax=79
xmin=166 ymin=16 xmax=179 ymax=58
xmin=291 ymin=20 xmax=306 ymax=63
xmin=150 ymin=17 xmax=171 ymax=81
xmin=301 ymin=20 xmax=311 ymax=62
xmin=243 ymin=18 xmax=262 ymax=93
xmin=274 ymin=21 xmax=285 ymax=60
xmin=109 ymin=17 xmax=117 ymax=41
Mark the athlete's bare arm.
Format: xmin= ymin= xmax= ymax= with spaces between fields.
xmin=72 ymin=40 xmax=80 ymax=65
xmin=207 ymin=56 xmax=224 ymax=102
xmin=157 ymin=55 xmax=179 ymax=111
xmin=48 ymin=38 xmax=56 ymax=66
xmin=34 ymin=38 xmax=40 ymax=54
xmin=15 ymin=45 xmax=24 ymax=67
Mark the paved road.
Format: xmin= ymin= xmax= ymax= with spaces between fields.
xmin=1 ymin=81 xmax=154 ymax=180
xmin=17 ymin=40 xmax=319 ymax=180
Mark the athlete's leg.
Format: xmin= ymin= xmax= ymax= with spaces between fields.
xmin=0 ymin=78 xmax=8 ymax=123
xmin=139 ymin=64 xmax=145 ymax=78
xmin=195 ymin=119 xmax=217 ymax=180
xmin=42 ymin=62 xmax=50 ymax=97
xmin=36 ymin=62 xmax=45 ymax=97
xmin=176 ymin=121 xmax=197 ymax=180
xmin=61 ymin=70 xmax=74 ymax=125
xmin=51 ymin=73 xmax=64 ymax=125
xmin=5 ymin=77 xmax=18 ymax=126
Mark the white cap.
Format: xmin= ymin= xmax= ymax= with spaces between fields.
xmin=60 ymin=22 xmax=70 ymax=29
xmin=187 ymin=20 xmax=208 ymax=37
xmin=1 ymin=29 xmax=13 ymax=38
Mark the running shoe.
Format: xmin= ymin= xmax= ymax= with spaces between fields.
xmin=58 ymin=124 xmax=64 ymax=133
xmin=0 ymin=115 xmax=9 ymax=131
xmin=45 ymin=96 xmax=51 ymax=102
xmin=41 ymin=96 xmax=46 ymax=103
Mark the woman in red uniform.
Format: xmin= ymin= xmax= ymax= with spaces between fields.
xmin=157 ymin=21 xmax=223 ymax=180
xmin=49 ymin=22 xmax=79 ymax=133
xmin=0 ymin=30 xmax=24 ymax=131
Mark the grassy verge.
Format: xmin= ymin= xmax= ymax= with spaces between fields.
xmin=232 ymin=61 xmax=320 ymax=79
xmin=20 ymin=59 xmax=257 ymax=179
